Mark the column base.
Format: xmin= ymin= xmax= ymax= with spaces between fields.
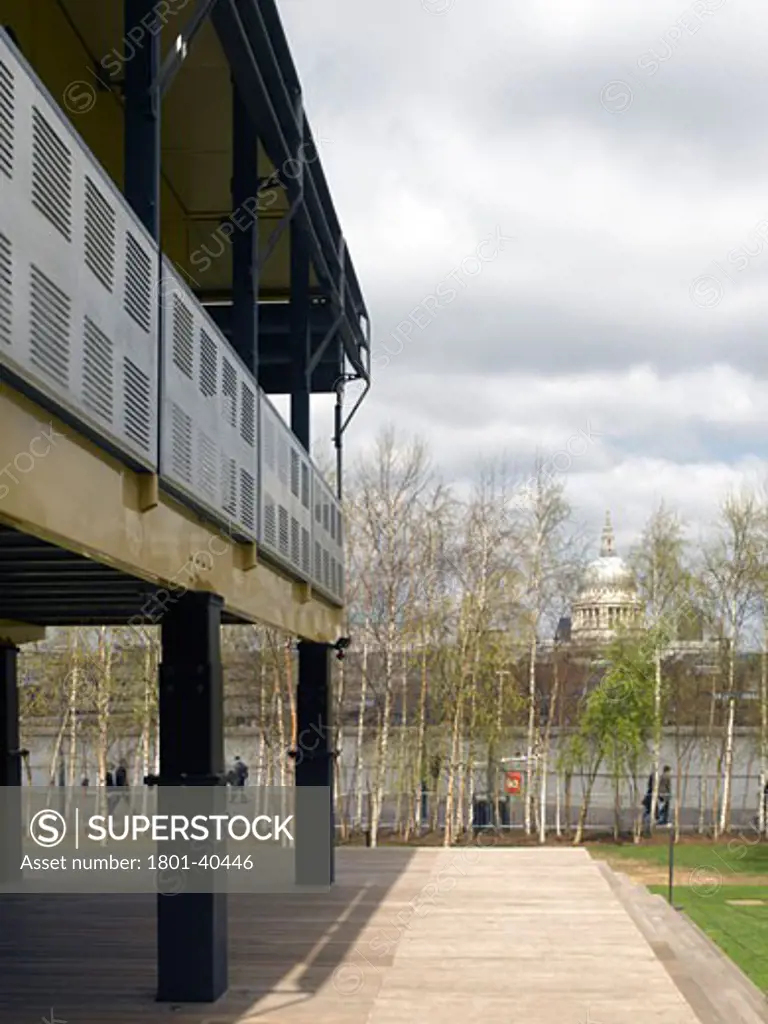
xmin=157 ymin=893 xmax=228 ymax=1002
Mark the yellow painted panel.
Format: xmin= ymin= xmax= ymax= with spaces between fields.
xmin=0 ymin=386 xmax=343 ymax=641
xmin=0 ymin=621 xmax=47 ymax=646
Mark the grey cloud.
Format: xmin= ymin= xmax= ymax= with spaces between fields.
xmin=368 ymin=284 xmax=768 ymax=378
xmin=282 ymin=0 xmax=768 ymax=535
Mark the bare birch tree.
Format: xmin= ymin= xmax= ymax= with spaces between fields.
xmin=510 ymin=459 xmax=573 ymax=834
xmin=348 ymin=427 xmax=433 ymax=846
xmin=700 ymin=491 xmax=762 ymax=834
xmin=631 ymin=503 xmax=688 ymax=834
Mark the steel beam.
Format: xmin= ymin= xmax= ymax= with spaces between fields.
xmin=124 ymin=0 xmax=161 ymax=239
xmin=210 ymin=0 xmax=368 ymax=382
xmin=260 ymin=193 xmax=301 ymax=268
xmin=230 ymin=79 xmax=259 ymax=374
xmin=155 ymin=0 xmax=222 ymax=98
xmin=289 ymin=220 xmax=311 ymax=448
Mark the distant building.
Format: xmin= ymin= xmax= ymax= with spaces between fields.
xmin=570 ymin=511 xmax=644 ymax=646
xmin=544 ymin=510 xmax=723 ymax=689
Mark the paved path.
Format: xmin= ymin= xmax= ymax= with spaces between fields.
xmin=2 ymin=847 xmax=758 ymax=1023
xmin=354 ymin=847 xmax=702 ymax=1024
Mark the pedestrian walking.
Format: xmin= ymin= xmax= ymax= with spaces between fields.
xmin=657 ymin=766 xmax=672 ymax=825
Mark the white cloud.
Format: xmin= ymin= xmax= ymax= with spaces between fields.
xmin=277 ymin=0 xmax=768 ymax=558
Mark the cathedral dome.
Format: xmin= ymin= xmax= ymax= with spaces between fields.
xmin=582 ymin=554 xmax=636 ymax=591
xmin=570 ymin=512 xmax=643 ymax=644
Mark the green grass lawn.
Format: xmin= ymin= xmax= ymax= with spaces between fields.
xmin=590 ymin=838 xmax=768 ymax=878
xmin=648 ymin=884 xmax=768 ymax=992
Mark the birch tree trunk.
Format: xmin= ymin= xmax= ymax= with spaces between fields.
xmin=265 ymin=683 xmax=276 ymax=790
xmin=650 ymin=647 xmax=663 ymax=836
xmin=284 ymin=638 xmax=297 ymax=750
xmin=525 ymin=633 xmax=537 ymax=835
xmin=414 ymin=645 xmax=429 ymax=835
xmin=701 ymin=495 xmax=761 ymax=835
xmin=354 ymin=630 xmax=369 ymax=831
xmin=64 ymin=632 xmax=81 ymax=818
xmin=538 ymin=655 xmax=560 ymax=844
xmin=256 ymin=655 xmax=267 ymax=789
xmin=574 ymin=771 xmax=599 ymax=845
xmin=48 ymin=712 xmax=69 ymax=788
xmin=430 ymin=756 xmax=441 ymax=833
xmin=463 ymin=678 xmax=479 ymax=839
xmin=275 ymin=665 xmax=287 ymax=787
xmin=489 ymin=670 xmax=506 ymax=827
xmin=138 ymin=633 xmax=156 ymax=815
xmin=719 ymin=628 xmax=736 ymax=834
xmin=699 ymin=687 xmax=717 ymax=834
xmin=395 ymin=647 xmax=409 ymax=837
xmin=95 ymin=627 xmax=114 ymax=832
xmin=370 ymin=622 xmax=396 ymax=848
xmin=444 ymin=686 xmax=464 ymax=846
xmin=564 ymin=770 xmax=573 ymax=836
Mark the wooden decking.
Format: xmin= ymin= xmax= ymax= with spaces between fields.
xmin=0 ymin=847 xmax=738 ymax=1023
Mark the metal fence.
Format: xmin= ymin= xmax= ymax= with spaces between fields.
xmin=334 ymin=772 xmax=767 ymax=835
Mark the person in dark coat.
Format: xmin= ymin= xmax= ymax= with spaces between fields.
xmin=233 ymin=756 xmax=248 ymax=802
xmin=642 ymin=767 xmax=672 ymax=826
xmin=657 ymin=766 xmax=672 ymax=825
xmin=106 ymin=767 xmax=119 ymax=815
xmin=115 ymin=760 xmax=128 ymax=788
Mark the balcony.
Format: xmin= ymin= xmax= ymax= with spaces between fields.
xmin=0 ymin=28 xmax=344 ymax=607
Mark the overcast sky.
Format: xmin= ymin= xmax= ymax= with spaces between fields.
xmin=277 ymin=0 xmax=767 ymax=558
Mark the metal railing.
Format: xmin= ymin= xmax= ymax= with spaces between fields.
xmin=0 ymin=30 xmax=344 ymax=605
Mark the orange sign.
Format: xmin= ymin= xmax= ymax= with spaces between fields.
xmin=505 ymin=771 xmax=522 ymax=795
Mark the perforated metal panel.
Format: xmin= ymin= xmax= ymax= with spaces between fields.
xmin=0 ymin=34 xmax=158 ymax=469
xmin=160 ymin=260 xmax=258 ymax=541
xmin=311 ymin=468 xmax=344 ymax=604
xmin=0 ymin=31 xmax=347 ymax=603
xmin=259 ymin=396 xmax=312 ymax=579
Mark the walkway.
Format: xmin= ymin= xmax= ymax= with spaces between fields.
xmin=1 ymin=847 xmax=762 ymax=1024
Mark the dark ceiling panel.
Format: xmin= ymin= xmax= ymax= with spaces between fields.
xmin=0 ymin=525 xmax=244 ymax=626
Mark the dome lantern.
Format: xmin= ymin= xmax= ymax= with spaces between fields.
xmin=600 ymin=510 xmax=614 ymax=557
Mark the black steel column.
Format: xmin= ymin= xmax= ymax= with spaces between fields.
xmin=124 ymin=0 xmax=161 ymax=238
xmin=290 ymin=221 xmax=335 ymax=884
xmin=231 ymin=80 xmax=258 ymax=374
xmin=157 ymin=593 xmax=227 ymax=1002
xmin=290 ymin=221 xmax=311 ymax=442
xmin=295 ymin=640 xmax=333 ymax=885
xmin=0 ymin=644 xmax=21 ymax=883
